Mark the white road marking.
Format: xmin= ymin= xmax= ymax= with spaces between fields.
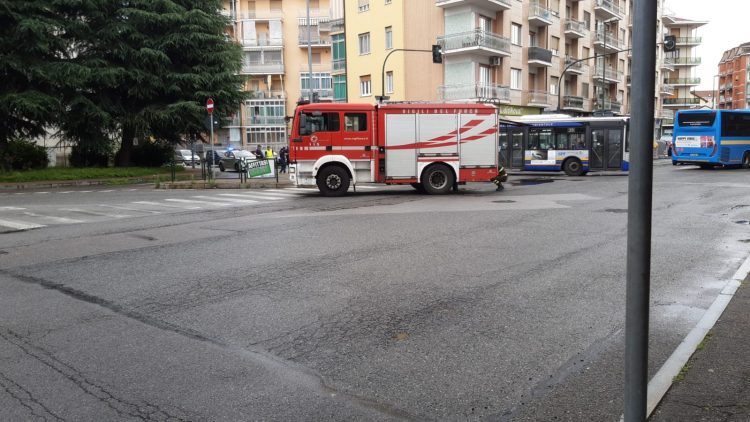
xmin=282 ymin=187 xmax=319 ymax=192
xmin=0 ymin=218 xmax=45 ymax=230
xmin=0 ymin=207 xmax=26 ymax=211
xmin=217 ymin=193 xmax=284 ymax=201
xmin=33 ymin=192 xmax=50 ymax=194
xmin=133 ymin=201 xmax=202 ymax=210
xmin=231 ymin=191 xmax=295 ymax=198
xmin=168 ymin=198 xmax=232 ymax=207
xmin=21 ymin=212 xmax=83 ymax=224
xmin=98 ymin=190 xmax=114 ymax=193
xmin=60 ymin=208 xmax=131 ymax=218
xmin=193 ymin=195 xmax=258 ymax=204
xmin=97 ymin=204 xmax=162 ymax=214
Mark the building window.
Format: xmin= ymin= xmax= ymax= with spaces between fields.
xmin=300 ymin=72 xmax=333 ymax=100
xmin=358 ymin=32 xmax=370 ymax=55
xmin=358 ymin=0 xmax=369 ymax=12
xmin=360 ymin=75 xmax=372 ymax=96
xmin=386 ymin=71 xmax=394 ymax=93
xmin=385 ymin=26 xmax=393 ymax=50
xmin=550 ymin=76 xmax=559 ymax=95
xmin=511 ymin=68 xmax=521 ymax=90
xmin=584 ymin=11 xmax=591 ymax=30
xmin=385 ymin=0 xmax=392 ymax=4
xmin=550 ymin=36 xmax=560 ymax=56
xmin=333 ymin=75 xmax=347 ymax=102
xmin=511 ymin=23 xmax=522 ymax=46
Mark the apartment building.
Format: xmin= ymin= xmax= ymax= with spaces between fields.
xmin=220 ymin=0 xmax=343 ymax=152
xmin=718 ymin=42 xmax=750 ymax=110
xmin=660 ymin=15 xmax=706 ymax=114
xmin=344 ymin=1 xmax=444 ymax=102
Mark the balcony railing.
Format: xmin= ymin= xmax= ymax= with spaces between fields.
xmin=247 ymin=90 xmax=287 ymax=100
xmin=724 ymin=83 xmax=733 ymax=90
xmin=528 ymin=46 xmax=552 ymax=64
xmin=594 ymin=0 xmax=624 ymax=20
xmin=675 ymin=36 xmax=702 ymax=44
xmin=661 ymin=57 xmax=675 ymax=69
xmin=301 ymin=89 xmax=334 ymax=100
xmin=297 ymin=34 xmax=332 ymax=46
xmin=241 ymin=62 xmax=284 ymax=74
xmin=244 ymin=115 xmax=287 ymax=126
xmin=594 ymin=67 xmax=623 ymax=82
xmin=333 ymin=58 xmax=346 ymax=73
xmin=527 ymin=90 xmax=551 ymax=106
xmin=330 ymin=18 xmax=345 ymax=33
xmin=672 ymin=57 xmax=701 ymax=65
xmin=437 ymin=29 xmax=511 ymax=56
xmin=241 ymin=37 xmax=284 ymax=48
xmin=594 ymin=31 xmax=626 ymax=50
xmin=660 ymin=84 xmax=675 ymax=95
xmin=562 ymin=96 xmax=585 ymax=109
xmin=237 ymin=10 xmax=283 ymax=20
xmin=596 ymin=99 xmax=622 ymax=113
xmin=663 ymin=97 xmax=701 ymax=105
xmin=663 ymin=77 xmax=701 ymax=86
xmin=564 ymin=19 xmax=587 ymax=36
xmin=529 ymin=3 xmax=554 ymax=25
xmin=437 ymin=83 xmax=511 ymax=103
xmin=564 ymin=57 xmax=588 ymax=73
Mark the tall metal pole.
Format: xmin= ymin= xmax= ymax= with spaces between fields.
xmin=306 ymin=0 xmax=314 ymax=102
xmin=624 ymin=0 xmax=657 ymax=420
xmin=601 ymin=23 xmax=607 ymax=111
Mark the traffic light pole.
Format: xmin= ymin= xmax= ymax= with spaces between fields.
xmin=380 ymin=48 xmax=432 ymax=101
xmin=556 ymin=48 xmax=631 ymax=112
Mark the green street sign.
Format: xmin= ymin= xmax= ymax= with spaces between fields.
xmin=246 ymin=159 xmax=272 ymax=178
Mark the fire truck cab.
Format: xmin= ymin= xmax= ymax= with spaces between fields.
xmin=289 ymin=102 xmax=499 ymax=196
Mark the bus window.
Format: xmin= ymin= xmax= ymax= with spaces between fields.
xmin=677 ymin=112 xmax=716 ymax=127
xmin=721 ymin=111 xmax=750 ymax=137
xmin=529 ymin=128 xmax=553 ymax=150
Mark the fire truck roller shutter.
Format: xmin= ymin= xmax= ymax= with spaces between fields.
xmin=458 ymin=113 xmax=497 ymax=167
xmin=385 ymin=114 xmax=418 ymax=178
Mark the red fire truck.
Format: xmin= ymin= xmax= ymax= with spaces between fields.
xmin=289 ymin=102 xmax=500 ymax=196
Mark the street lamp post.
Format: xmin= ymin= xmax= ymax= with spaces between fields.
xmin=712 ymin=74 xmax=721 ymax=108
xmin=557 ymin=48 xmax=631 ymax=112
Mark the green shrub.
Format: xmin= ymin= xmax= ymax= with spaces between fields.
xmin=70 ymin=140 xmax=113 ymax=167
xmin=130 ymin=140 xmax=172 ymax=167
xmin=0 ymin=139 xmax=49 ymax=170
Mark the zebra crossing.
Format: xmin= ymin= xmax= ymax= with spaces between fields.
xmin=0 ymin=186 xmax=380 ymax=232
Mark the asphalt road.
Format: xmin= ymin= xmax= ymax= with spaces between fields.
xmin=1 ymin=162 xmax=749 ymax=421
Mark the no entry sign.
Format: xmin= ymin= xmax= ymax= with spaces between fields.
xmin=206 ymin=98 xmax=214 ymax=114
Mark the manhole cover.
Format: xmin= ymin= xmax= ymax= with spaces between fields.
xmin=512 ymin=178 xmax=554 ymax=186
xmin=493 ymin=200 xmax=516 ymax=203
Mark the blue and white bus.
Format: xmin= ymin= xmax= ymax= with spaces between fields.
xmin=671 ymin=109 xmax=750 ymax=168
xmin=499 ymin=115 xmax=630 ymax=176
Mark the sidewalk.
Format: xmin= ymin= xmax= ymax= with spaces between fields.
xmin=649 ymin=272 xmax=750 ymax=421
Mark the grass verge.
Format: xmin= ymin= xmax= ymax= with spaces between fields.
xmin=0 ymin=166 xmax=186 ymax=183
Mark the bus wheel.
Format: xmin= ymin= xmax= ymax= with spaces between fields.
xmin=742 ymin=152 xmax=750 ymax=169
xmin=410 ymin=182 xmax=425 ymax=193
xmin=422 ymin=164 xmax=454 ymax=195
xmin=317 ymin=165 xmax=350 ymax=197
xmin=563 ymin=158 xmax=584 ymax=176
xmin=699 ymin=164 xmax=712 ymax=170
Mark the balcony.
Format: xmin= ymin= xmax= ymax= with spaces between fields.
xmin=435 ymin=0 xmax=511 ymax=11
xmin=437 ymin=29 xmax=511 ymax=58
xmin=297 ymin=33 xmax=332 ymax=47
xmin=672 ymin=57 xmax=701 ymax=66
xmin=661 ymin=57 xmax=675 ymax=72
xmin=241 ymin=36 xmax=284 ymax=49
xmin=675 ymin=36 xmax=702 ymax=46
xmin=527 ymin=90 xmax=551 ymax=107
xmin=437 ymin=83 xmax=511 ymax=103
xmin=593 ymin=31 xmax=626 ymax=52
xmin=241 ymin=62 xmax=284 ymax=75
xmin=564 ymin=57 xmax=588 ymax=74
xmin=660 ymin=84 xmax=675 ymax=96
xmin=594 ymin=0 xmax=624 ymax=21
xmin=564 ymin=19 xmax=587 ymax=38
xmin=300 ymin=89 xmax=333 ymax=101
xmin=663 ymin=78 xmax=701 ymax=86
xmin=594 ymin=67 xmax=623 ymax=83
xmin=237 ymin=10 xmax=283 ymax=20
xmin=330 ymin=18 xmax=344 ymax=33
xmin=562 ymin=95 xmax=585 ymax=111
xmin=332 ymin=58 xmax=346 ymax=74
xmin=528 ymin=46 xmax=553 ymax=67
xmin=724 ymin=83 xmax=733 ymax=91
xmin=529 ymin=3 xmax=554 ymax=26
xmin=663 ymin=97 xmax=701 ymax=106
xmin=247 ymin=90 xmax=287 ymax=100
xmin=596 ymin=99 xmax=622 ymax=113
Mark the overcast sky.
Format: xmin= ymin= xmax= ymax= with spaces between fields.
xmin=664 ymin=0 xmax=749 ymax=91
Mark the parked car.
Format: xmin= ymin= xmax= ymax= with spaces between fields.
xmin=219 ymin=150 xmax=255 ymax=172
xmin=204 ymin=149 xmax=225 ymax=166
xmin=174 ymin=149 xmax=200 ymax=166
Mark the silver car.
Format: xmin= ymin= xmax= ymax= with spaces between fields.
xmin=174 ymin=149 xmax=200 ymax=166
xmin=219 ymin=150 xmax=255 ymax=172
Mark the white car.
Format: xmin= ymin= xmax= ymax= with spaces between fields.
xmin=174 ymin=149 xmax=200 ymax=166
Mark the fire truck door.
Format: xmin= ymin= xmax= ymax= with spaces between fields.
xmin=299 ymin=111 xmax=339 ymax=150
xmin=385 ymin=114 xmax=417 ymax=177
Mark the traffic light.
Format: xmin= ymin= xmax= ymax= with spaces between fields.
xmin=663 ymin=35 xmax=676 ymax=52
xmin=431 ymin=44 xmax=443 ymax=64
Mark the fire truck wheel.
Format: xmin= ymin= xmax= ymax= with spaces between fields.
xmin=422 ymin=164 xmax=454 ymax=195
xmin=317 ymin=165 xmax=350 ymax=197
